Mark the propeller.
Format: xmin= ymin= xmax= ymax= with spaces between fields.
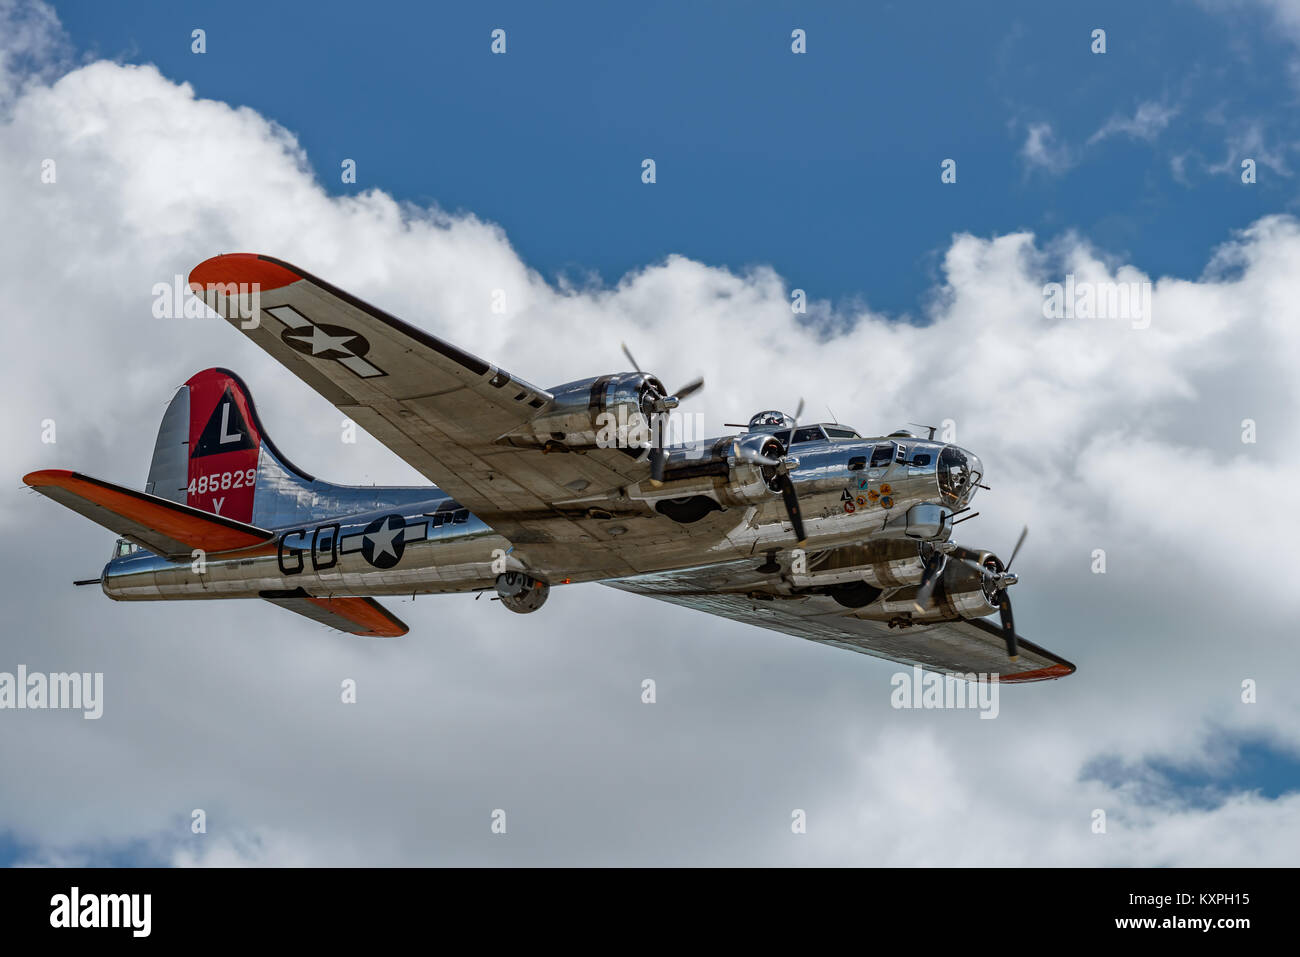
xmin=775 ymin=473 xmax=805 ymax=544
xmin=731 ymin=438 xmax=805 ymax=544
xmin=620 ymin=341 xmax=641 ymax=373
xmin=911 ymin=546 xmax=947 ymax=613
xmin=934 ymin=525 xmax=1027 ymax=660
xmin=621 ymin=342 xmax=705 ymax=483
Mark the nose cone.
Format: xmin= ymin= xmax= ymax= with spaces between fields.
xmin=938 ymin=446 xmax=983 ymax=507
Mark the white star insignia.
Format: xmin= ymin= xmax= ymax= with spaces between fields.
xmin=365 ymin=517 xmax=403 ymax=560
xmin=286 ymin=326 xmax=359 ymax=357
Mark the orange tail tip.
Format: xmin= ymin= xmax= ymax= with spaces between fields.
xmin=24 ymin=468 xmax=272 ymax=557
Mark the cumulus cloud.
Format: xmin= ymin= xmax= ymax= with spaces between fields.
xmin=1 ymin=2 xmax=1298 ymax=864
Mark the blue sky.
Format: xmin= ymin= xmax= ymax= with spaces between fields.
xmin=55 ymin=0 xmax=1296 ymax=315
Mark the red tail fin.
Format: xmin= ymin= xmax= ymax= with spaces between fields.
xmin=142 ymin=369 xmax=268 ymax=524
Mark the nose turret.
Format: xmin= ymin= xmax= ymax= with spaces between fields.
xmin=937 ymin=446 xmax=983 ymax=508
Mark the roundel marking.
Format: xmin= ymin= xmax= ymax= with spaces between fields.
xmin=280 ymin=323 xmax=372 ymax=362
xmin=360 ymin=514 xmax=406 ymax=569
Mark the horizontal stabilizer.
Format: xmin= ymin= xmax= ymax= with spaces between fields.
xmin=24 ymin=469 xmax=274 ymax=559
xmin=261 ymin=589 xmax=408 ymax=637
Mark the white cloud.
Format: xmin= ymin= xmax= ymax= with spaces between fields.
xmin=1206 ymin=120 xmax=1294 ymax=176
xmin=1019 ymin=122 xmax=1074 ymax=174
xmin=2 ymin=2 xmax=1299 ymax=865
xmin=1088 ymin=101 xmax=1179 ymax=144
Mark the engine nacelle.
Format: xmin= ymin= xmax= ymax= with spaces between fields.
xmin=643 ymin=433 xmax=788 ymax=523
xmin=658 ymin=433 xmax=784 ymax=500
xmin=495 ymin=572 xmax=550 ymax=613
xmin=872 ymin=560 xmax=999 ymax=621
xmin=790 ymin=541 xmax=928 ymax=589
xmin=500 ymin=373 xmax=667 ymax=452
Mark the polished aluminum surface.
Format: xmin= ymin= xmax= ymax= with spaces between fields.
xmin=64 ymin=253 xmax=1075 ymax=677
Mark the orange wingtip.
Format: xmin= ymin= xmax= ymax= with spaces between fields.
xmin=24 ymin=469 xmax=269 ymax=553
xmin=999 ymin=663 xmax=1076 ymax=683
xmin=188 ymin=253 xmax=301 ymax=295
xmin=305 ymin=597 xmax=409 ymax=638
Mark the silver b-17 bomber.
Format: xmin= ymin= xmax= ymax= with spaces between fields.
xmin=25 ymin=254 xmax=1074 ymax=683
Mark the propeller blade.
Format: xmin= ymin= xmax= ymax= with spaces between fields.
xmin=999 ymin=594 xmax=1018 ymax=660
xmin=673 ymin=376 xmax=705 ymax=402
xmin=912 ymin=552 xmax=946 ymax=613
xmin=775 ymin=473 xmax=805 ymax=544
xmin=1005 ymin=525 xmax=1028 ymax=571
xmin=649 ymin=447 xmax=668 ymax=484
xmin=620 ymin=342 xmax=643 ymax=374
xmin=730 ymin=438 xmax=783 ymax=469
xmin=793 ymin=397 xmax=805 ymax=425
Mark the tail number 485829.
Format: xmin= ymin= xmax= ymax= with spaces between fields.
xmin=187 ymin=468 xmax=257 ymax=496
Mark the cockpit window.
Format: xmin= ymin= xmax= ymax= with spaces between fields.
xmin=772 ymin=430 xmax=791 ymax=446
xmin=790 ymin=426 xmax=826 ymax=444
xmin=869 ymin=443 xmax=895 ymax=467
xmin=825 ymin=427 xmax=860 ymax=439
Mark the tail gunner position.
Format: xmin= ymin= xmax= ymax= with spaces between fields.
xmin=24 ymin=254 xmax=1074 ymax=682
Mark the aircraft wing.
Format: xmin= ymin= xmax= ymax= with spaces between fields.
xmin=604 ymin=560 xmax=1076 ymax=682
xmin=189 ymin=254 xmax=665 ymax=573
xmin=24 ymin=469 xmax=273 ymax=559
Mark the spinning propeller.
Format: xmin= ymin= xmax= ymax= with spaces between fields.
xmin=620 ymin=343 xmax=704 ymax=482
xmin=915 ymin=525 xmax=1027 ymax=660
xmin=730 ymin=438 xmax=805 ymax=544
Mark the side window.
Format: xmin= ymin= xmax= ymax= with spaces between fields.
xmin=431 ymin=501 xmax=467 ymax=528
xmin=869 ymin=443 xmax=895 ymax=467
xmin=791 ymin=426 xmax=826 ymax=444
